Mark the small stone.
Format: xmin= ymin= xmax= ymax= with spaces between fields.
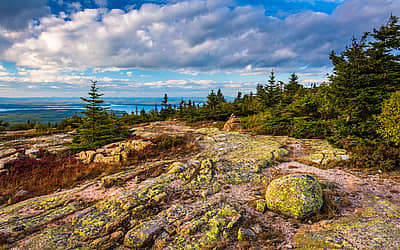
xmin=93 ymin=154 xmax=105 ymax=163
xmin=110 ymin=231 xmax=124 ymax=241
xmin=124 ymin=220 xmax=163 ymax=248
xmin=78 ymin=151 xmax=87 ymax=160
xmin=253 ymin=191 xmax=262 ymax=196
xmin=15 ymin=190 xmax=28 ymax=197
xmin=85 ymin=150 xmax=96 ymax=164
xmin=257 ymin=201 xmax=266 ymax=213
xmin=251 ymin=224 xmax=263 ymax=234
xmin=237 ymin=227 xmax=256 ymax=241
xmin=285 ymin=244 xmax=293 ymax=249
xmin=96 ymin=148 xmax=105 ymax=154
xmin=167 ymin=162 xmax=186 ymax=174
xmin=202 ymin=189 xmax=213 ymax=198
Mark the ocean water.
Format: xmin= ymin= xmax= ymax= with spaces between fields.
xmin=0 ymin=97 xmax=207 ymax=124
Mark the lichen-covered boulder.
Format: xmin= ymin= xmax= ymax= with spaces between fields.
xmin=265 ymin=174 xmax=323 ymax=219
xmin=124 ymin=220 xmax=163 ymax=248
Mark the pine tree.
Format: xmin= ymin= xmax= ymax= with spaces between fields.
xmin=284 ymin=73 xmax=303 ymax=104
xmin=161 ymin=93 xmax=168 ymax=110
xmin=329 ymin=15 xmax=400 ymax=138
xmin=257 ymin=71 xmax=281 ymax=108
xmin=0 ymin=120 xmax=9 ymax=131
xmin=72 ymin=80 xmax=128 ymax=150
xmin=216 ymin=88 xmax=226 ymax=103
xmin=207 ymin=90 xmax=218 ymax=110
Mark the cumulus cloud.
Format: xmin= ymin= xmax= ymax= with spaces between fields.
xmin=0 ymin=0 xmax=49 ymax=30
xmin=1 ymin=0 xmax=399 ymax=81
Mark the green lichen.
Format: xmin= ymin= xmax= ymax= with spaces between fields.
xmin=255 ymin=199 xmax=267 ymax=213
xmin=299 ymin=139 xmax=348 ymax=164
xmin=294 ymin=196 xmax=400 ymax=249
xmin=18 ymin=225 xmax=82 ymax=249
xmin=237 ymin=227 xmax=256 ymax=241
xmin=265 ymin=174 xmax=323 ymax=219
xmin=185 ymin=159 xmax=221 ymax=195
xmin=124 ymin=220 xmax=162 ymax=248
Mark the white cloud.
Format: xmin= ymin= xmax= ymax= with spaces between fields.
xmin=0 ymin=67 xmax=130 ymax=86
xmin=0 ymin=0 xmax=398 ymax=81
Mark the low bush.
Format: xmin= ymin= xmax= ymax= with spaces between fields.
xmin=290 ymin=118 xmax=330 ymax=139
xmin=0 ymin=150 xmax=122 ymax=205
xmin=341 ymin=139 xmax=400 ymax=171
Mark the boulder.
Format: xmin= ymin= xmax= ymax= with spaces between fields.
xmin=0 ymin=154 xmax=22 ymax=169
xmin=124 ymin=220 xmax=163 ymax=248
xmin=223 ymin=114 xmax=243 ymax=132
xmin=96 ymin=148 xmax=105 ymax=154
xmin=237 ymin=227 xmax=256 ymax=241
xmin=85 ymin=150 xmax=96 ymax=164
xmin=93 ymin=154 xmax=105 ymax=163
xmin=105 ymin=147 xmax=122 ymax=156
xmin=0 ymin=148 xmax=17 ymax=158
xmin=78 ymin=151 xmax=87 ymax=161
xmin=265 ymin=174 xmax=323 ymax=219
xmin=103 ymin=155 xmax=121 ymax=164
xmin=126 ymin=140 xmax=151 ymax=151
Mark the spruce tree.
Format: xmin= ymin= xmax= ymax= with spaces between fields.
xmin=216 ymin=88 xmax=226 ymax=103
xmin=284 ymin=73 xmax=303 ymax=104
xmin=161 ymin=93 xmax=168 ymax=110
xmin=329 ymin=15 xmax=400 ymax=138
xmin=207 ymin=90 xmax=218 ymax=110
xmin=72 ymin=80 xmax=128 ymax=150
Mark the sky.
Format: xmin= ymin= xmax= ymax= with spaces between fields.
xmin=0 ymin=0 xmax=398 ymax=97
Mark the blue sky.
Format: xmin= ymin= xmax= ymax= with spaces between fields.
xmin=0 ymin=0 xmax=398 ymax=97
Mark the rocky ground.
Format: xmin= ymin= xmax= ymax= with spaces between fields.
xmin=0 ymin=121 xmax=399 ymax=249
xmin=0 ymin=131 xmax=71 ymax=174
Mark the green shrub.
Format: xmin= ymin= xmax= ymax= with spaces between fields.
xmin=342 ymin=139 xmax=400 ymax=171
xmin=377 ymin=90 xmax=400 ymax=145
xmin=290 ymin=117 xmax=330 ymax=139
xmin=242 ymin=112 xmax=292 ymax=135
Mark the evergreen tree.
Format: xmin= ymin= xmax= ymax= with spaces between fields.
xmin=140 ymin=108 xmax=146 ymax=117
xmin=0 ymin=120 xmax=9 ymax=131
xmin=329 ymin=15 xmax=400 ymax=138
xmin=206 ymin=90 xmax=218 ymax=110
xmin=161 ymin=93 xmax=168 ymax=110
xmin=154 ymin=104 xmax=158 ymax=114
xmin=216 ymin=88 xmax=226 ymax=103
xmin=284 ymin=73 xmax=303 ymax=104
xmin=234 ymin=91 xmax=242 ymax=103
xmin=72 ymin=80 xmax=128 ymax=150
xmin=257 ymin=71 xmax=281 ymax=108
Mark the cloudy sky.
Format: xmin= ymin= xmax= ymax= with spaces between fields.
xmin=0 ymin=0 xmax=398 ymax=97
